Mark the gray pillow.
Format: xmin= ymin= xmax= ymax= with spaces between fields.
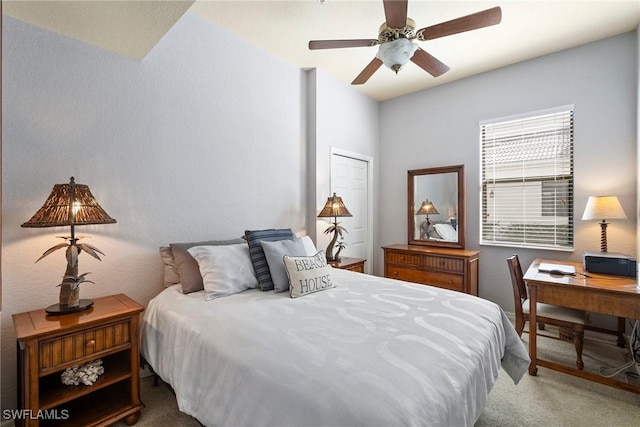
xmin=261 ymin=237 xmax=314 ymax=293
xmin=159 ymin=246 xmax=180 ymax=287
xmin=170 ymin=238 xmax=246 ymax=294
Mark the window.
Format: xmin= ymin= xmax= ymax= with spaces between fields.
xmin=480 ymin=106 xmax=574 ymax=249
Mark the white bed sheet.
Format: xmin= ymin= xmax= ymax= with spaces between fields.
xmin=141 ymin=268 xmax=530 ymax=427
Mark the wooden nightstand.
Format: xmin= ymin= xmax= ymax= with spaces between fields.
xmin=12 ymin=294 xmax=144 ymax=426
xmin=329 ymin=257 xmax=366 ymax=273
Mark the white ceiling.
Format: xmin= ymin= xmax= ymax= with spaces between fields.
xmin=4 ymin=1 xmax=640 ymax=101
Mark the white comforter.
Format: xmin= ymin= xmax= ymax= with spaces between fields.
xmin=141 ymin=268 xmax=530 ymax=427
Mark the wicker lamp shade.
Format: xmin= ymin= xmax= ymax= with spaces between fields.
xmin=22 ymin=177 xmax=116 ymax=315
xmin=416 ymin=200 xmax=439 ymax=216
xmin=22 ymin=177 xmax=116 ymax=228
xmin=317 ymin=193 xmax=352 ymax=262
xmin=317 ymin=193 xmax=353 ymax=218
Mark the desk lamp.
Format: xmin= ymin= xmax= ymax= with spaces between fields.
xmin=581 ymin=196 xmax=627 ymax=252
xmin=22 ymin=177 xmax=116 ymax=314
xmin=317 ymin=193 xmax=352 ymax=261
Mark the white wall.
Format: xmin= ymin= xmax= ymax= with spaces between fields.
xmin=379 ymin=32 xmax=638 ymax=311
xmin=1 ymin=11 xmax=381 ymax=412
xmin=1 ymin=12 xmax=308 ymax=410
xmin=307 ymin=69 xmax=380 ymax=270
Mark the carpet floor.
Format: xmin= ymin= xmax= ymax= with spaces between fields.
xmin=119 ymin=326 xmax=640 ymax=427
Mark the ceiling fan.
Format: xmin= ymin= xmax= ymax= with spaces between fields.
xmin=308 ymin=0 xmax=502 ymax=85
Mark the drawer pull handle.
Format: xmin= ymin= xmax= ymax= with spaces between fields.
xmin=86 ymin=339 xmax=96 ymax=349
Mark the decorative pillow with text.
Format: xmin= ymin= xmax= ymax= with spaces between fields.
xmin=283 ymin=251 xmax=334 ymax=298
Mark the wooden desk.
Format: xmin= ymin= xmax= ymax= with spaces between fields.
xmin=523 ymin=258 xmax=640 ymax=394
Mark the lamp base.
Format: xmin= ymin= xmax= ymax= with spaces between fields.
xmin=45 ymin=299 xmax=94 ymax=315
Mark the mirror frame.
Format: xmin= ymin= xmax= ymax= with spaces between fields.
xmin=408 ymin=165 xmax=465 ymax=249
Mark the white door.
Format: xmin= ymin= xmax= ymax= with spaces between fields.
xmin=331 ymin=153 xmax=369 ymax=269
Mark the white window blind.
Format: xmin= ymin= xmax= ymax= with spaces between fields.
xmin=480 ymin=107 xmax=574 ymax=249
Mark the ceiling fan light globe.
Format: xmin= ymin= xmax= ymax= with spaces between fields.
xmin=376 ymin=38 xmax=418 ymax=72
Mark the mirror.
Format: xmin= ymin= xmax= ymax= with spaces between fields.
xmin=408 ymin=165 xmax=465 ymax=248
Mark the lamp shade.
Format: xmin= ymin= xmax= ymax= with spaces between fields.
xmin=416 ymin=200 xmax=439 ymax=216
xmin=581 ymin=196 xmax=627 ymax=221
xmin=317 ymin=193 xmax=353 ymax=218
xmin=376 ymin=38 xmax=418 ymax=73
xmin=22 ymin=177 xmax=116 ymax=228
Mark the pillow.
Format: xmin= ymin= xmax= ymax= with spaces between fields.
xmin=284 ymin=251 xmax=335 ymax=298
xmin=187 ymin=244 xmax=258 ymax=300
xmin=245 ymin=229 xmax=295 ymax=291
xmin=300 ymin=235 xmax=318 ymax=255
xmin=261 ymin=236 xmax=317 ymax=293
xmin=159 ymin=246 xmax=180 ymax=287
xmin=434 ymin=223 xmax=458 ymax=241
xmin=170 ymin=238 xmax=246 ymax=293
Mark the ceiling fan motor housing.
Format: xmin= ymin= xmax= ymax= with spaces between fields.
xmin=378 ymin=18 xmax=416 ymax=43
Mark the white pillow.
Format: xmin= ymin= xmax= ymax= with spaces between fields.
xmin=299 ymin=235 xmax=318 ymax=255
xmin=284 ymin=251 xmax=335 ymax=298
xmin=187 ymin=244 xmax=258 ymax=300
xmin=434 ymin=223 xmax=458 ymax=241
xmin=261 ymin=237 xmax=317 ymax=293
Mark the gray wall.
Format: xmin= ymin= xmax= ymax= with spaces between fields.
xmin=378 ymin=32 xmax=638 ymax=312
xmin=0 ymin=12 xmax=379 ymax=410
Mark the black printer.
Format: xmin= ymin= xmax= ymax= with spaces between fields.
xmin=583 ymin=251 xmax=637 ymax=278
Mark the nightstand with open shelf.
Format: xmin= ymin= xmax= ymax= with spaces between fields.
xmin=12 ymin=293 xmax=144 ymax=427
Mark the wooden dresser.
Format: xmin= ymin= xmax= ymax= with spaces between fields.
xmin=382 ymin=245 xmax=480 ymax=295
xmin=12 ymin=294 xmax=144 ymax=426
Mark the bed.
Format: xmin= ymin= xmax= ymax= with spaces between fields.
xmin=141 ymin=245 xmax=530 ymax=427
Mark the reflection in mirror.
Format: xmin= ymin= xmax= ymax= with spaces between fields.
xmin=408 ymin=165 xmax=464 ymax=249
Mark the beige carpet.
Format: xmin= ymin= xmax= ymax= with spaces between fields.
xmin=120 ymin=327 xmax=640 ymax=427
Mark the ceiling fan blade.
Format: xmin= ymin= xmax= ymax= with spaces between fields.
xmin=352 ymin=58 xmax=383 ymax=85
xmin=410 ymin=48 xmax=450 ymax=77
xmin=383 ymin=0 xmax=408 ymax=28
xmin=309 ymin=39 xmax=378 ymax=50
xmin=416 ymin=6 xmax=502 ymax=41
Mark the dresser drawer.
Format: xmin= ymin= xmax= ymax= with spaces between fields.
xmin=382 ymin=245 xmax=479 ymax=296
xmin=39 ymin=319 xmax=131 ymax=373
xmin=386 ymin=252 xmax=464 ymax=273
xmin=386 ymin=266 xmax=464 ymax=292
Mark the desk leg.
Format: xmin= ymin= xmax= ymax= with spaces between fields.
xmin=528 ymin=285 xmax=538 ymax=376
xmin=617 ymin=317 xmax=626 ymax=348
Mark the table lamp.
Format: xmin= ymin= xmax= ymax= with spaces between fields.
xmin=317 ymin=193 xmax=352 ymax=261
xmin=416 ymin=199 xmax=439 ymax=239
xmin=22 ymin=177 xmax=116 ymax=314
xmin=581 ymin=195 xmax=627 ymax=252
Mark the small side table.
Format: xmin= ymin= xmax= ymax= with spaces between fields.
xmin=12 ymin=293 xmax=144 ymax=426
xmin=329 ymin=257 xmax=366 ymax=273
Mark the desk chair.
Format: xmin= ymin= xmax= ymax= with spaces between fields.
xmin=507 ymin=255 xmax=586 ymax=370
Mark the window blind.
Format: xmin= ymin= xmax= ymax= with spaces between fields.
xmin=480 ymin=107 xmax=574 ymax=249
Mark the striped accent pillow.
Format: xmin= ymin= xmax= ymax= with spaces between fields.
xmin=245 ymin=229 xmax=295 ymax=291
